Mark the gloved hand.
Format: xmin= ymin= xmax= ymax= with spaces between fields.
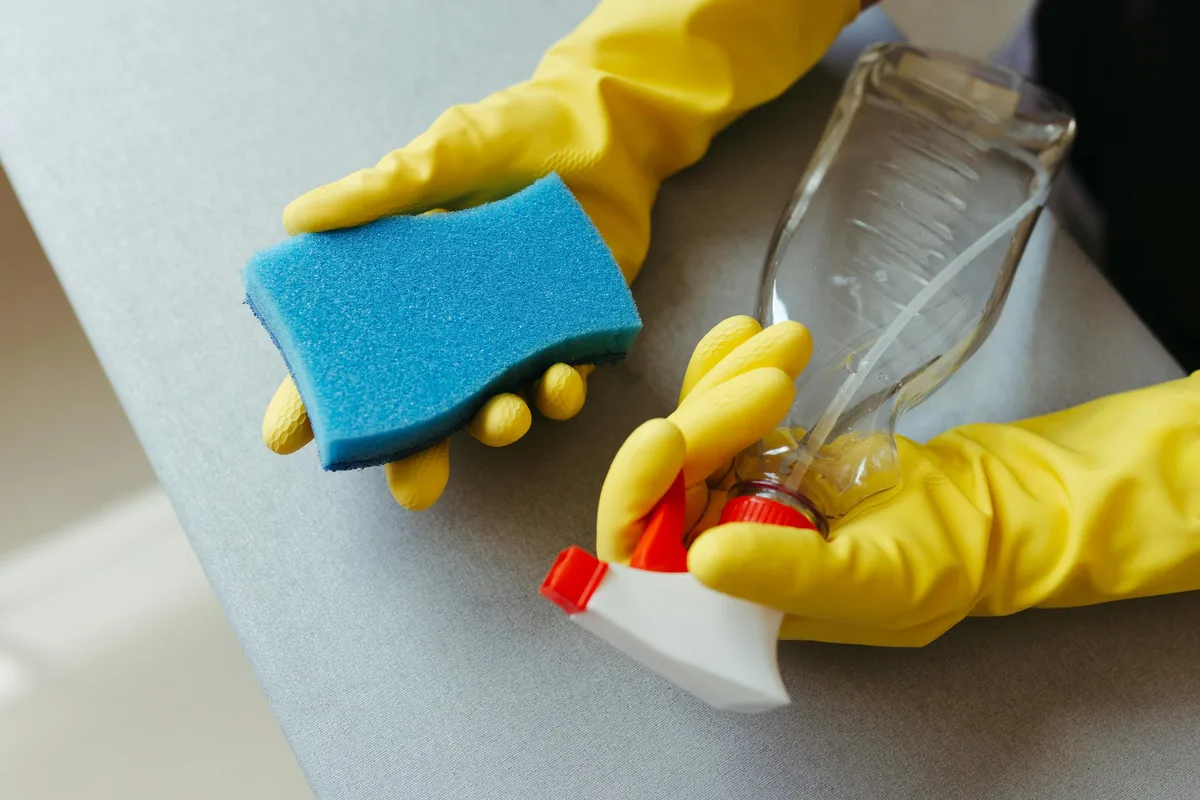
xmin=600 ymin=319 xmax=1200 ymax=646
xmin=262 ymin=0 xmax=861 ymax=510
xmin=597 ymin=316 xmax=814 ymax=560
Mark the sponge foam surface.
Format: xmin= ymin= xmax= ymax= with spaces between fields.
xmin=244 ymin=174 xmax=641 ymax=470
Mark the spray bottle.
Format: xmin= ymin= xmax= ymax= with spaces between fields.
xmin=542 ymin=43 xmax=1076 ymax=712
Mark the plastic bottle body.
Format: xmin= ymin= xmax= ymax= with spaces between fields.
xmin=540 ymin=45 xmax=1078 ymax=712
xmin=733 ymin=43 xmax=1076 ymax=525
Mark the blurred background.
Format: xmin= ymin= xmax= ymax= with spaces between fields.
xmin=0 ymin=2 xmax=1029 ymax=797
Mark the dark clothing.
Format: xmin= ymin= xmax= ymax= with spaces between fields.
xmin=1034 ymin=0 xmax=1199 ymax=370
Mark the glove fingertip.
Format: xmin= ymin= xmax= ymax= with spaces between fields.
xmin=263 ymin=416 xmax=313 ymax=455
xmin=282 ymin=186 xmax=344 ymax=235
xmin=468 ymin=393 xmax=532 ymax=447
xmin=679 ymin=316 xmax=762 ymax=402
xmin=688 ymin=521 xmax=829 ymax=611
xmin=686 ymin=523 xmax=757 ymax=594
xmin=770 ymin=320 xmax=815 ymax=379
xmin=281 ymin=198 xmax=309 ymax=236
xmin=262 ymin=376 xmax=314 ymax=454
xmin=385 ymin=441 xmax=451 ymax=511
xmin=282 ymin=167 xmax=409 ymax=235
xmin=597 ymin=419 xmax=686 ymax=563
xmin=535 ymin=363 xmax=586 ymax=420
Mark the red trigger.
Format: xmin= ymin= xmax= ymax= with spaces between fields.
xmin=628 ymin=471 xmax=688 ymax=573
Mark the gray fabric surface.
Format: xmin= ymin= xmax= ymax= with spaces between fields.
xmin=1 ymin=2 xmax=1197 ymax=798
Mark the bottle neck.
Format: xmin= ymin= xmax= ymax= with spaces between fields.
xmin=719 ymin=481 xmax=828 ymax=537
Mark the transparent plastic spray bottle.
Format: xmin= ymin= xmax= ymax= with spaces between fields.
xmin=720 ymin=43 xmax=1076 ymax=532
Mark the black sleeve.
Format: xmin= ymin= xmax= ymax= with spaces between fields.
xmin=1035 ymin=0 xmax=1200 ymax=370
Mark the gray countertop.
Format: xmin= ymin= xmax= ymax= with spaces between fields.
xmin=2 ymin=2 xmax=1196 ymax=798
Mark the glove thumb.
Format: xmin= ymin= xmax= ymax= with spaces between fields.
xmin=283 ymin=90 xmax=550 ymax=235
xmin=688 ymin=520 xmax=909 ymax=626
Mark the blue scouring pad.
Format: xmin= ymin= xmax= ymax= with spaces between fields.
xmin=244 ymin=174 xmax=641 ymax=471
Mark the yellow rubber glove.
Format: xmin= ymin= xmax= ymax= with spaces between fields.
xmin=597 ymin=316 xmax=814 ymax=561
xmin=691 ymin=374 xmax=1200 ymax=645
xmin=263 ymin=0 xmax=861 ymax=510
xmin=600 ymin=321 xmax=1200 ymax=646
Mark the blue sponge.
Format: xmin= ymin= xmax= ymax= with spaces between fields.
xmin=244 ymin=174 xmax=641 ymax=471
